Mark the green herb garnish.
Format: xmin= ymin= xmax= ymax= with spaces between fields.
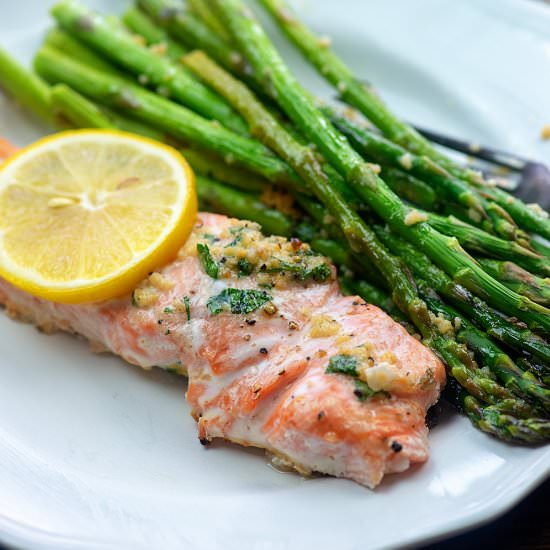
xmin=326 ymin=354 xmax=388 ymax=401
xmin=163 ymin=307 xmax=174 ymax=313
xmin=207 ymin=288 xmax=272 ymax=315
xmin=266 ymin=260 xmax=331 ymax=282
xmin=353 ymin=380 xmax=388 ymax=401
xmin=326 ymin=354 xmax=358 ymax=376
xmin=237 ymin=258 xmax=254 ymax=276
xmin=197 ymin=243 xmax=219 ymax=279
xmin=183 ymin=295 xmax=191 ymax=321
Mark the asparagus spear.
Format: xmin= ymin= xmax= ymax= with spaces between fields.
xmin=462 ymin=393 xmax=550 ymax=443
xmin=212 ymin=0 xmax=550 ymax=335
xmin=44 ymin=28 xmax=121 ymax=76
xmin=50 ymin=83 xmax=113 ymax=129
xmin=478 ymin=259 xmax=550 ymax=306
xmin=0 ymin=47 xmax=53 ymax=124
xmin=122 ymin=7 xmax=188 ymax=61
xmin=187 ymin=0 xmax=234 ymax=43
xmin=375 ymin=228 xmax=550 ymax=363
xmin=517 ymin=357 xmax=550 ymax=387
xmin=51 ymin=0 xmax=248 ymax=134
xmin=379 ymin=167 xmax=438 ymax=210
xmin=138 ymin=0 xmax=249 ymax=76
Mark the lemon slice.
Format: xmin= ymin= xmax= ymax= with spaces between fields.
xmin=0 ymin=130 xmax=197 ymax=303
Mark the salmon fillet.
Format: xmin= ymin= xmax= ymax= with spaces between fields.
xmin=0 ymin=212 xmax=445 ymax=488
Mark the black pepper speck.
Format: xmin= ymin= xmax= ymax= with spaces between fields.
xmin=391 ymin=441 xmax=403 ymax=453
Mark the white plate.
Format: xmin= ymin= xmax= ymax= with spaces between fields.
xmin=0 ymin=1 xmax=549 ymax=549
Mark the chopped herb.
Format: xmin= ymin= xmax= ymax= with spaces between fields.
xmin=237 ymin=258 xmax=254 ymax=276
xmin=207 ymin=288 xmax=272 ymax=315
xmin=353 ymin=379 xmax=384 ymax=401
xmin=183 ymin=295 xmax=191 ymax=321
xmin=266 ymin=260 xmax=331 ymax=282
xmin=197 ymin=243 xmax=218 ymax=279
xmin=326 ymin=354 xmax=389 ymax=402
xmin=200 ymin=232 xmax=217 ymax=243
xmin=164 ymin=329 xmax=171 ymax=335
xmin=326 ymin=354 xmax=358 ymax=376
xmin=306 ymin=262 xmax=332 ymax=282
xmin=163 ymin=307 xmax=174 ymax=314
xmin=225 ymin=233 xmax=243 ymax=247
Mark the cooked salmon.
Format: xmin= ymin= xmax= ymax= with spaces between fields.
xmin=0 ymin=210 xmax=445 ymax=488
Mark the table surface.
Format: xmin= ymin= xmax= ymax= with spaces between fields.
xmin=421 ymin=478 xmax=549 ymax=550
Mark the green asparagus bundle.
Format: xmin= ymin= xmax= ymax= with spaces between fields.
xmin=0 ymin=0 xmax=549 ymax=443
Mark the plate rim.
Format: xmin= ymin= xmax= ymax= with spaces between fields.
xmin=1 ymin=0 xmax=550 ymax=548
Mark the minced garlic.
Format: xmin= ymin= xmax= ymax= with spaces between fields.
xmin=148 ymin=272 xmax=175 ymax=291
xmin=309 ymin=314 xmax=341 ymax=338
xmin=366 ymin=163 xmax=381 ymax=175
xmin=149 ymin=42 xmax=168 ymax=56
xmin=429 ymin=311 xmax=454 ymax=335
xmin=318 ymin=35 xmax=332 ymax=48
xmin=132 ymin=287 xmax=159 ymax=308
xmin=398 ymin=153 xmax=413 ymax=170
xmin=359 ymin=362 xmax=397 ymax=392
xmin=404 ymin=209 xmax=428 ymax=226
xmin=527 ymin=203 xmax=549 ymax=219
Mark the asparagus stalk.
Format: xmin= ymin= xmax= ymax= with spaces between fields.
xmin=121 ymin=7 xmax=188 ymax=61
xmin=138 ymin=0 xmax=250 ymax=76
xmin=0 ymin=47 xmax=53 ymax=124
xmin=478 ymin=259 xmax=550 ymax=306
xmin=379 ymin=166 xmax=438 ymax=211
xmin=462 ymin=393 xmax=550 ymax=444
xmin=51 ymin=0 xmax=248 ymax=134
xmin=375 ymin=228 xmax=550 ymax=363
xmin=187 ymin=0 xmax=234 ymax=43
xmin=50 ymin=83 xmax=113 ymax=128
xmin=212 ymin=0 xmax=550 ymax=335
xmin=326 ymin=108 xmax=525 ymax=243
xmin=531 ymin=238 xmax=550 ymax=260
xmin=517 ymin=358 xmax=550 ymax=387
xmin=480 ymin=186 xmax=550 ymax=242
xmin=44 ymin=28 xmax=122 ymax=76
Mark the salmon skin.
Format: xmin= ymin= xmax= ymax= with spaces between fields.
xmin=0 ymin=212 xmax=445 ymax=488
